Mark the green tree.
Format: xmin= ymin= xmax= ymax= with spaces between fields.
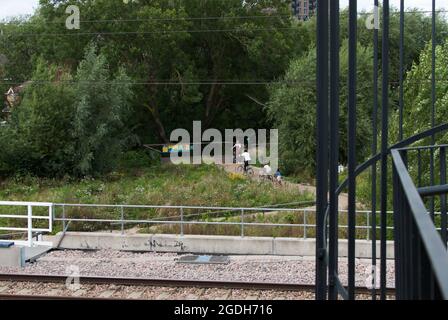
xmin=267 ymin=41 xmax=376 ymax=176
xmin=391 ymin=42 xmax=448 ymax=144
xmin=72 ymin=43 xmax=133 ymax=176
xmin=0 ymin=59 xmax=76 ymax=176
xmin=3 ymin=0 xmax=306 ymax=143
xmin=0 ymin=44 xmax=133 ymax=177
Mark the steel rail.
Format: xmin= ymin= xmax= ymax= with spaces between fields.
xmin=0 ymin=273 xmax=311 ymax=292
xmin=0 ymin=273 xmax=394 ymax=297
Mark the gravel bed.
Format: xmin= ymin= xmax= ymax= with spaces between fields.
xmin=0 ymin=249 xmax=395 ymax=289
xmin=1 ymin=280 xmax=392 ymax=300
xmin=0 ymin=281 xmax=308 ymax=300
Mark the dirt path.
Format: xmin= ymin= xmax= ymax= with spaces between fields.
xmin=220 ymin=164 xmax=349 ymax=210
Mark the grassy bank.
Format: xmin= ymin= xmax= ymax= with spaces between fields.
xmin=0 ymin=164 xmax=313 ymax=207
xmin=0 ymin=158 xmax=314 ymax=235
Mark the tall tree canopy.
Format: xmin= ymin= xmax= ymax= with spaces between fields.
xmin=1 ymin=0 xmax=308 ymax=143
xmin=0 ymin=44 xmax=133 ymax=177
xmin=267 ymin=41 xmax=376 ymax=176
xmin=391 ymin=42 xmax=448 ymax=144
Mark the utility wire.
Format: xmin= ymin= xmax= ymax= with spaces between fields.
xmin=348 ymin=9 xmax=448 ymax=15
xmin=0 ymin=14 xmax=292 ymax=25
xmin=0 ymin=79 xmax=447 ymax=87
xmin=0 ymin=26 xmax=298 ymax=37
xmin=0 ymin=8 xmax=446 ymax=37
xmin=0 ymin=9 xmax=446 ymax=26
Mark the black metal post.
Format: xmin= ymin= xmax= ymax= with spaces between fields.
xmin=430 ymin=0 xmax=437 ymax=299
xmin=380 ymin=0 xmax=390 ymax=301
xmin=347 ymin=0 xmax=357 ymax=301
xmin=392 ymin=152 xmax=402 ymax=299
xmin=399 ymin=0 xmax=404 ymax=141
xmin=328 ymin=0 xmax=340 ymax=301
xmin=315 ymin=0 xmax=329 ymax=301
xmin=371 ymin=0 xmax=379 ymax=300
xmin=440 ymin=147 xmax=447 ymax=245
xmin=432 ymin=0 xmax=437 ymax=135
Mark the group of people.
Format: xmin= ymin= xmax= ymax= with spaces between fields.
xmin=233 ymin=140 xmax=283 ymax=185
xmin=262 ymin=164 xmax=283 ymax=185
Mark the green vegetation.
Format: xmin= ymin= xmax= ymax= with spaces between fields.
xmin=267 ymin=40 xmax=376 ymax=176
xmin=0 ymin=151 xmax=314 ymax=234
xmin=0 ymin=159 xmax=312 ymax=207
xmin=0 ymin=44 xmax=133 ymax=177
xmin=392 ymin=41 xmax=448 ymax=147
xmin=267 ymin=9 xmax=448 ymax=179
xmin=0 ymin=2 xmax=447 ymax=218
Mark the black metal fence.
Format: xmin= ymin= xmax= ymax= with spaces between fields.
xmin=392 ymin=146 xmax=448 ymax=299
xmin=315 ymin=0 xmax=448 ymax=300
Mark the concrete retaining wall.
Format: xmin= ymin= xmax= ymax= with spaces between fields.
xmin=47 ymin=232 xmax=395 ymax=259
xmin=0 ymin=246 xmax=24 ymax=267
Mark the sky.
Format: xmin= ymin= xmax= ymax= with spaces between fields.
xmin=0 ymin=0 xmax=445 ymax=20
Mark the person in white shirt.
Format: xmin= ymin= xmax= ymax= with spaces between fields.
xmin=233 ymin=140 xmax=242 ymax=163
xmin=263 ymin=164 xmax=272 ymax=176
xmin=241 ymin=150 xmax=251 ymax=173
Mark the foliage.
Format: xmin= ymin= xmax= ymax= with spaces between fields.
xmin=0 ymin=59 xmax=76 ymax=176
xmin=72 ymin=43 xmax=133 ymax=176
xmin=1 ymin=2 xmax=448 ymax=180
xmin=267 ymin=40 xmax=376 ymax=176
xmin=0 ymin=44 xmax=133 ymax=177
xmin=391 ymin=42 xmax=448 ymax=143
xmin=0 ymin=162 xmax=313 ymax=209
xmin=0 ymin=0 xmax=307 ymax=144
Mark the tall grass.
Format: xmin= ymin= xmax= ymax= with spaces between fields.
xmin=0 ymin=155 xmax=314 ymax=236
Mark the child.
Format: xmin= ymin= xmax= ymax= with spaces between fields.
xmin=274 ymin=169 xmax=283 ymax=185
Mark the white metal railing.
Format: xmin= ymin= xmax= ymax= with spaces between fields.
xmin=0 ymin=200 xmax=412 ymax=242
xmin=0 ymin=201 xmax=53 ymax=247
xmin=52 ymin=203 xmax=395 ymax=240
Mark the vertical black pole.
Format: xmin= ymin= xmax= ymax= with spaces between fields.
xmin=371 ymin=0 xmax=379 ymax=300
xmin=440 ymin=147 xmax=447 ymax=245
xmin=398 ymin=0 xmax=404 ymax=141
xmin=430 ymin=1 xmax=437 ymax=299
xmin=380 ymin=0 xmax=390 ymax=301
xmin=432 ymin=0 xmax=436 ymax=135
xmin=347 ymin=0 xmax=357 ymax=301
xmin=316 ymin=0 xmax=329 ymax=301
xmin=396 ymin=0 xmax=404 ymax=301
xmin=392 ymin=153 xmax=401 ymax=299
xmin=430 ymin=0 xmax=436 ymax=221
xmin=328 ymin=0 xmax=340 ymax=301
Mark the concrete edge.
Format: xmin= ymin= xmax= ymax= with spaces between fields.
xmin=45 ymin=232 xmax=395 ymax=259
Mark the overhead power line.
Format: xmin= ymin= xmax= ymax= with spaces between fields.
xmin=0 ymin=14 xmax=292 ymax=26
xmin=0 ymin=26 xmax=297 ymax=37
xmin=0 ymin=8 xmax=446 ymax=26
xmin=0 ymin=80 xmax=296 ymax=86
xmin=1 ymin=79 xmax=448 ymax=87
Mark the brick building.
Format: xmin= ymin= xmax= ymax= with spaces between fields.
xmin=292 ymin=0 xmax=316 ymax=21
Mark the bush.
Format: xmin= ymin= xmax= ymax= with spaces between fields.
xmin=0 ymin=43 xmax=134 ymax=177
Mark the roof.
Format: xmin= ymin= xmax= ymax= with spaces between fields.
xmin=4 ymin=81 xmax=32 ymax=96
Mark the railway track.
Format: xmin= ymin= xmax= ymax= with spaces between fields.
xmin=0 ymin=274 xmax=314 ymax=300
xmin=0 ymin=274 xmax=394 ymax=300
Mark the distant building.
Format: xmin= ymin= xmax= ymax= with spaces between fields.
xmin=292 ymin=0 xmax=316 ymax=21
xmin=2 ymin=82 xmax=30 ymax=119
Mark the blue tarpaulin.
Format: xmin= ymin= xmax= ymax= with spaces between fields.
xmin=0 ymin=242 xmax=14 ymax=248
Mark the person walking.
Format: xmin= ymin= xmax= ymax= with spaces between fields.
xmin=274 ymin=168 xmax=283 ymax=185
xmin=233 ymin=140 xmax=243 ymax=163
xmin=241 ymin=149 xmax=251 ymax=173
